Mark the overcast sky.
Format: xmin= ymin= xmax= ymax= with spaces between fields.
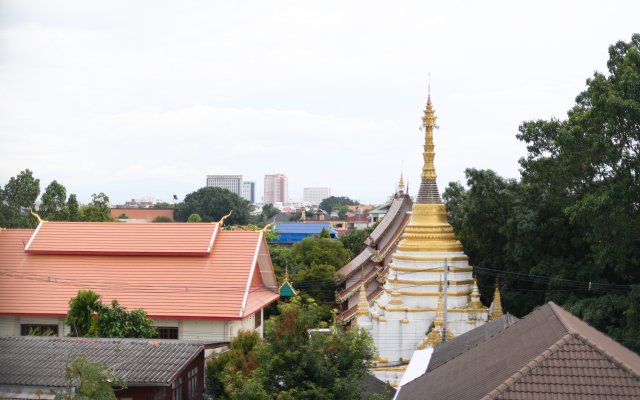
xmin=1 ymin=1 xmax=638 ymax=205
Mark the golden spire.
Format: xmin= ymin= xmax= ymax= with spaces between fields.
xmin=434 ymin=279 xmax=444 ymax=327
xmin=420 ymin=85 xmax=438 ymax=181
xmin=284 ymin=261 xmax=289 ymax=282
xmin=489 ymin=277 xmax=504 ymax=320
xmin=469 ymin=275 xmax=483 ymax=309
xmin=388 ymin=271 xmax=403 ymax=305
xmin=419 ymin=278 xmax=454 ymax=349
xmin=398 ymin=168 xmax=406 ymax=191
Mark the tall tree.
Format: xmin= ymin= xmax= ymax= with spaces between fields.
xmin=40 ymin=180 xmax=68 ymax=221
xmin=318 ymin=196 xmax=358 ymax=213
xmin=174 ymin=187 xmax=250 ymax=225
xmin=81 ymin=193 xmax=113 ymax=222
xmin=65 ymin=290 xmax=102 ymax=337
xmin=0 ymin=169 xmax=40 ymax=228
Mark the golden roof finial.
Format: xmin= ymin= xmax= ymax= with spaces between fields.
xmin=30 ymin=209 xmax=47 ymax=224
xmin=490 ymin=276 xmax=504 ymax=320
xmin=420 ymin=78 xmax=438 ymax=181
xmin=213 ymin=210 xmax=232 ymax=225
xmin=258 ymin=221 xmax=276 ymax=232
xmin=389 ymin=271 xmax=403 ymax=306
xmin=357 ymin=271 xmax=370 ymax=317
xmin=284 ymin=261 xmax=289 ymax=282
xmin=469 ymin=275 xmax=483 ymax=309
xmin=398 ymin=163 xmax=406 ymax=191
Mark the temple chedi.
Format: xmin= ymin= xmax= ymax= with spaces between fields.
xmin=354 ymin=91 xmax=504 ymax=387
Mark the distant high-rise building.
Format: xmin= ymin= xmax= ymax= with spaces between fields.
xmin=242 ymin=181 xmax=256 ymax=203
xmin=206 ymin=175 xmax=243 ymax=197
xmin=264 ymin=174 xmax=288 ymax=205
xmin=303 ymin=187 xmax=332 ymax=206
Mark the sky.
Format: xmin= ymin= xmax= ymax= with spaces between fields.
xmin=1 ymin=1 xmax=638 ymax=206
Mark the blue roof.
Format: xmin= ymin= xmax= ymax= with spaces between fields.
xmin=275 ymin=223 xmax=333 ymax=234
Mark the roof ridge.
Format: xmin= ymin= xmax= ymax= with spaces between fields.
xmin=573 ymin=332 xmax=640 ymax=383
xmin=546 ymin=301 xmax=574 ymax=333
xmin=481 ymin=332 xmax=576 ymax=400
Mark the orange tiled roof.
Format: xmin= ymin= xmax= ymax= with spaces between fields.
xmin=0 ymin=226 xmax=279 ymax=320
xmin=110 ymin=208 xmax=174 ymax=221
xmin=25 ymin=222 xmax=217 ymax=256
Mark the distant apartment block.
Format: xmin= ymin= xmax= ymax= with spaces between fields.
xmin=206 ymin=175 xmax=243 ymax=197
xmin=303 ymin=187 xmax=332 ymax=206
xmin=124 ymin=197 xmax=164 ymax=208
xmin=264 ymin=174 xmax=288 ymax=205
xmin=243 ymin=181 xmax=256 ymax=203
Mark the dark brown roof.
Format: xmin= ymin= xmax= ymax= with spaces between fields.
xmin=366 ymin=195 xmax=409 ymax=246
xmin=0 ymin=336 xmax=228 ymax=387
xmin=359 ymin=373 xmax=396 ymax=398
xmin=397 ymin=302 xmax=640 ymax=400
xmin=335 ymin=247 xmax=374 ymax=282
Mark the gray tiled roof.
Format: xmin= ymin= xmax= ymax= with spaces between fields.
xmin=366 ymin=196 xmax=409 ymax=246
xmin=359 ymin=373 xmax=396 ymax=399
xmin=0 ymin=336 xmax=227 ymax=387
xmin=426 ymin=313 xmax=519 ymax=372
xmin=397 ymin=303 xmax=640 ymax=400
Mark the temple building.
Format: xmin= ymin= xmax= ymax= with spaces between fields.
xmin=335 ymin=176 xmax=413 ymax=326
xmin=350 ymin=92 xmax=503 ymax=387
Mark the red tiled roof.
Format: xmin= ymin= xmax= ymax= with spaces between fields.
xmin=335 ymin=247 xmax=374 ymax=282
xmin=397 ymin=302 xmax=640 ymax=400
xmin=25 ymin=222 xmax=217 ymax=256
xmin=0 ymin=227 xmax=278 ymax=320
xmin=338 ymin=267 xmax=379 ymax=302
xmin=110 ymin=208 xmax=174 ymax=221
xmin=339 ymin=287 xmax=383 ymax=321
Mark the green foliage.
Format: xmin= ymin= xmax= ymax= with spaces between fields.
xmin=205 ymin=330 xmax=262 ymax=398
xmin=0 ymin=169 xmax=40 ymax=228
xmin=81 ymin=193 xmax=115 ymax=222
xmin=339 ymin=222 xmax=379 ymax=258
xmin=291 ymin=236 xmax=350 ymax=270
xmin=207 ymin=299 xmax=378 ymax=399
xmin=53 ymin=353 xmax=126 ymax=400
xmin=151 ymin=215 xmax=174 ymax=222
xmin=65 ymin=290 xmax=102 ymax=337
xmin=318 ymin=196 xmax=358 ymax=215
xmin=174 ymin=186 xmax=250 ymax=224
xmin=67 ymin=194 xmax=82 ymax=221
xmin=187 ymin=213 xmax=202 ymax=222
xmin=117 ymin=213 xmax=129 ymax=219
xmin=152 ymin=202 xmax=172 ymax=208
xmin=320 ymin=227 xmax=331 ymax=239
xmin=444 ymin=35 xmax=640 ymax=352
xmin=40 ymin=180 xmax=68 ymax=221
xmin=28 ymin=326 xmax=54 ymax=336
xmin=95 ymin=299 xmax=157 ymax=339
xmin=259 ymin=204 xmax=281 ymax=223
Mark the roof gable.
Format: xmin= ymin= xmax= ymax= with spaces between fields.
xmin=25 ymin=222 xmax=218 ymax=256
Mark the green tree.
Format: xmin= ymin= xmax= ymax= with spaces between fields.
xmin=205 ymin=330 xmax=262 ymax=398
xmin=40 ymin=180 xmax=68 ymax=221
xmin=151 ymin=215 xmax=174 ymax=222
xmin=187 ymin=213 xmax=202 ymax=222
xmin=153 ymin=202 xmax=172 ymax=208
xmin=318 ymin=196 xmax=358 ymax=215
xmin=0 ymin=169 xmax=41 ymax=228
xmin=174 ymin=187 xmax=250 ymax=224
xmin=339 ymin=222 xmax=379 ymax=259
xmin=53 ymin=353 xmax=127 ymax=400
xmin=67 ymin=194 xmax=82 ymax=221
xmin=117 ymin=213 xmax=129 ymax=219
xmin=291 ymin=236 xmax=350 ymax=270
xmin=320 ymin=227 xmax=331 ymax=239
xmin=81 ymin=193 xmax=114 ymax=222
xmin=95 ymin=299 xmax=157 ymax=338
xmin=256 ymin=298 xmax=377 ymax=399
xmin=260 ymin=204 xmax=280 ymax=223
xmin=65 ymin=290 xmax=102 ymax=337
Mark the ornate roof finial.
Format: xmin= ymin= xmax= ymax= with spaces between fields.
xmin=30 ymin=209 xmax=47 ymax=224
xmin=357 ymin=270 xmax=370 ymax=317
xmin=469 ymin=275 xmax=483 ymax=309
xmin=398 ymin=163 xmax=406 ymax=191
xmin=490 ymin=276 xmax=504 ymax=320
xmin=284 ymin=261 xmax=289 ymax=282
xmin=389 ymin=270 xmax=403 ymax=306
xmin=213 ymin=210 xmax=232 ymax=225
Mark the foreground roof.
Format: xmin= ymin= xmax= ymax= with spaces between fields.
xmin=397 ymin=302 xmax=640 ymax=400
xmin=0 ymin=336 xmax=228 ymax=387
xmin=25 ymin=221 xmax=217 ymax=256
xmin=0 ymin=225 xmax=279 ymax=320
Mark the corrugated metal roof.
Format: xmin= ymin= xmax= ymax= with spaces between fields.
xmin=397 ymin=303 xmax=640 ymax=400
xmin=275 ymin=223 xmax=333 ymax=233
xmin=0 ymin=228 xmax=278 ymax=320
xmin=0 ymin=336 xmax=227 ymax=387
xmin=25 ymin=222 xmax=217 ymax=256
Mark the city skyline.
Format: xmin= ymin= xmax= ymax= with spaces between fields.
xmin=1 ymin=2 xmax=638 ymax=206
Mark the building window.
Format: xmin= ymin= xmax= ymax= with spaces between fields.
xmin=153 ymin=389 xmax=166 ymax=400
xmin=20 ymin=324 xmax=58 ymax=337
xmin=255 ymin=310 xmax=261 ymax=329
xmin=171 ymin=377 xmax=183 ymax=400
xmin=155 ymin=327 xmax=178 ymax=340
xmin=187 ymin=367 xmax=198 ymax=399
